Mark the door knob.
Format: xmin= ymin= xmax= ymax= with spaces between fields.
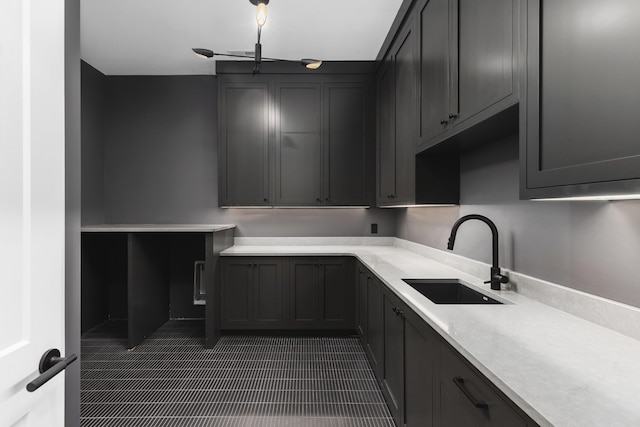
xmin=26 ymin=348 xmax=77 ymax=392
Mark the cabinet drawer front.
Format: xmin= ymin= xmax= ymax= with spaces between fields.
xmin=438 ymin=344 xmax=527 ymax=427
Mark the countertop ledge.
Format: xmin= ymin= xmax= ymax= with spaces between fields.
xmin=221 ymin=237 xmax=640 ymax=427
xmin=81 ymin=224 xmax=236 ymax=233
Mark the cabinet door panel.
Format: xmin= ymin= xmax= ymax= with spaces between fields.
xmin=366 ymin=277 xmax=384 ymax=377
xmin=319 ymin=259 xmax=347 ymax=324
xmin=254 ymin=261 xmax=284 ymax=326
xmin=356 ymin=268 xmax=369 ymax=340
xmin=325 ymin=85 xmax=368 ymax=205
xmin=420 ymin=0 xmax=451 ymax=143
xmin=219 ymin=83 xmax=270 ymax=206
xmin=458 ymin=0 xmax=514 ymax=120
xmin=525 ymin=0 xmax=640 ymax=191
xmin=394 ymin=21 xmax=418 ymax=204
xmin=377 ymin=60 xmax=396 ymax=204
xmin=382 ymin=293 xmax=405 ymax=426
xmin=290 ymin=260 xmax=319 ymax=325
xmin=276 ymin=84 xmax=322 ymax=205
xmin=405 ymin=311 xmax=435 ymax=427
xmin=221 ymin=260 xmax=252 ymax=327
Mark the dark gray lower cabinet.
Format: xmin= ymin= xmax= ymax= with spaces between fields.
xmin=289 ymin=258 xmax=353 ymax=329
xmin=404 ymin=306 xmax=436 ymax=427
xmin=366 ymin=275 xmax=385 ymax=378
xmin=356 ymin=264 xmax=369 ymax=341
xmin=220 ymin=257 xmax=354 ymax=330
xmin=221 ymin=258 xmax=287 ymax=329
xmin=382 ymin=290 xmax=405 ymax=426
xmin=435 ymin=342 xmax=531 ymax=427
xmin=359 ymin=277 xmax=538 ymax=427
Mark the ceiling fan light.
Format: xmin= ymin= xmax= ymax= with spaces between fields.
xmin=302 ymin=59 xmax=323 ymax=70
xmin=192 ymin=48 xmax=214 ymax=59
xmin=256 ymin=2 xmax=268 ymax=27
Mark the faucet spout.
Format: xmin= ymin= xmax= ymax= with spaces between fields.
xmin=447 ymin=214 xmax=508 ymax=290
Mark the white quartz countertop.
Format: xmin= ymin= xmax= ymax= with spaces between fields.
xmin=221 ymin=241 xmax=640 ymax=427
xmin=81 ymin=224 xmax=236 ymax=233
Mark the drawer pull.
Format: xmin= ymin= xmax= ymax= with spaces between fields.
xmin=453 ymin=377 xmax=488 ymax=410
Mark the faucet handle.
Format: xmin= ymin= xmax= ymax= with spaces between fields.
xmin=485 ymin=272 xmax=509 ymax=290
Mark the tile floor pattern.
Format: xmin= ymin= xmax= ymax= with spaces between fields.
xmin=81 ymin=320 xmax=394 ymax=426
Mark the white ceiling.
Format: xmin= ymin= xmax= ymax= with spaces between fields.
xmin=81 ymin=0 xmax=404 ymax=75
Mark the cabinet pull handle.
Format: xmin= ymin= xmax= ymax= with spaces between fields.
xmin=448 ymin=113 xmax=458 ymax=119
xmin=453 ymin=377 xmax=489 ymax=409
xmin=325 ymin=197 xmax=330 ymax=202
xmin=263 ymin=198 xmax=268 ymax=202
xmin=316 ymin=198 xmax=321 ymax=202
xmin=440 ymin=119 xmax=449 ymax=125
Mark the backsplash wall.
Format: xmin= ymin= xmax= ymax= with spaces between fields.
xmin=82 ymin=65 xmax=395 ymax=237
xmin=396 ymin=135 xmax=640 ymax=309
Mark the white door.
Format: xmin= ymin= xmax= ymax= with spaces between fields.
xmin=0 ymin=0 xmax=67 ymax=425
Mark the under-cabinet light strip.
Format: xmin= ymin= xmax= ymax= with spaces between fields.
xmin=379 ymin=204 xmax=458 ymax=208
xmin=533 ymin=194 xmax=640 ymax=201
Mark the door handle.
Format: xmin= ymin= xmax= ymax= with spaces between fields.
xmin=26 ymin=349 xmax=78 ymax=392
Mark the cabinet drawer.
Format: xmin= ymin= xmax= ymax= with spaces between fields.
xmin=438 ymin=343 xmax=528 ymax=427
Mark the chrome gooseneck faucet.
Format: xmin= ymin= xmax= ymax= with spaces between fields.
xmin=447 ymin=214 xmax=509 ymax=290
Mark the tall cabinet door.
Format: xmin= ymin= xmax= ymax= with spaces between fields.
xmin=324 ymin=83 xmax=369 ymax=206
xmin=219 ymin=82 xmax=271 ymax=206
xmin=382 ymin=291 xmax=405 ymax=426
xmin=419 ymin=0 xmax=452 ymax=145
xmin=393 ymin=17 xmax=418 ymax=205
xmin=366 ymin=276 xmax=384 ymax=378
xmin=377 ymin=59 xmax=396 ymax=205
xmin=275 ymin=83 xmax=322 ymax=205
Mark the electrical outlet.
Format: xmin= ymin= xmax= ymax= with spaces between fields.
xmin=371 ymin=223 xmax=378 ymax=234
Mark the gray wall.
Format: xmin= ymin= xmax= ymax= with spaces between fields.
xmin=89 ymin=74 xmax=395 ymax=236
xmin=81 ymin=62 xmax=105 ymax=225
xmin=66 ymin=0 xmax=81 ymax=425
xmin=396 ymin=135 xmax=640 ymax=309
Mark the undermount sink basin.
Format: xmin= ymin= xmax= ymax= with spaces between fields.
xmin=402 ymin=279 xmax=502 ymax=305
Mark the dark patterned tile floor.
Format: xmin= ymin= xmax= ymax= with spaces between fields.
xmin=80 ymin=320 xmax=394 ymax=426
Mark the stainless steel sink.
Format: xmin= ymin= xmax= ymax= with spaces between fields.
xmin=402 ymin=279 xmax=502 ymax=304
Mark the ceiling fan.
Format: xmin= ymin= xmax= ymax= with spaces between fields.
xmin=192 ymin=0 xmax=323 ymax=74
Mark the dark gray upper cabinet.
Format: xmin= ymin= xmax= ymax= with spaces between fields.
xmin=394 ymin=18 xmax=419 ymax=205
xmin=376 ymin=59 xmax=397 ymax=205
xmin=456 ymin=0 xmax=517 ymax=123
xmin=324 ymin=84 xmax=369 ymax=206
xmin=218 ymin=81 xmax=271 ymax=206
xmin=419 ymin=0 xmax=452 ymax=144
xmin=218 ymin=69 xmax=374 ymax=207
xmin=275 ymin=83 xmax=323 ymax=205
xmin=417 ymin=0 xmax=519 ymax=152
xmin=377 ymin=16 xmax=422 ymax=206
xmin=521 ymin=0 xmax=640 ymax=199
